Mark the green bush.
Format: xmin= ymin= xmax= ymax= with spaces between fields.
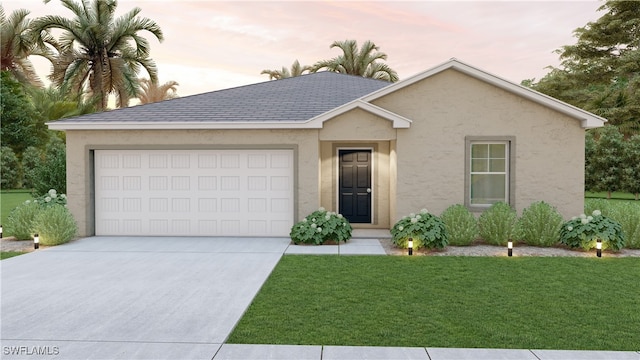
xmin=440 ymin=204 xmax=477 ymax=246
xmin=290 ymin=207 xmax=352 ymax=245
xmin=391 ymin=209 xmax=448 ymax=249
xmin=478 ymin=202 xmax=517 ymax=246
xmin=31 ymin=204 xmax=77 ymax=246
xmin=516 ymin=201 xmax=563 ymax=247
xmin=33 ymin=188 xmax=67 ymax=208
xmin=5 ymin=200 xmax=41 ymax=240
xmin=584 ymin=198 xmax=611 ymax=216
xmin=607 ymin=202 xmax=640 ymax=249
xmin=1 ymin=146 xmax=21 ymax=189
xmin=560 ymin=210 xmax=625 ymax=251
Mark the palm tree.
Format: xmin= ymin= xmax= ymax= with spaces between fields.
xmin=0 ymin=5 xmax=56 ymax=87
xmin=30 ymin=0 xmax=164 ymax=110
xmin=137 ymin=78 xmax=179 ymax=104
xmin=312 ymin=40 xmax=399 ymax=82
xmin=261 ymin=59 xmax=312 ymax=80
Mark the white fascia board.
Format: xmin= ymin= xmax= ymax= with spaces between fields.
xmin=46 ymin=121 xmax=325 ymax=131
xmin=305 ymin=100 xmax=412 ymax=128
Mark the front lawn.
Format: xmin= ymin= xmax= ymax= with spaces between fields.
xmin=228 ymin=256 xmax=640 ymax=350
xmin=1 ymin=190 xmax=33 ymax=235
xmin=0 ymin=251 xmax=26 ymax=260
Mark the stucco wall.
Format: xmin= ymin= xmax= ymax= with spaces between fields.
xmin=318 ymin=109 xmax=397 ymax=228
xmin=65 ymin=129 xmax=319 ymax=237
xmin=371 ymin=69 xmax=585 ymax=220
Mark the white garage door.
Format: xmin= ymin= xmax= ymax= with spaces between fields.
xmin=94 ymin=149 xmax=294 ymax=236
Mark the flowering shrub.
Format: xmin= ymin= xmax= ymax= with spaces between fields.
xmin=290 ymin=208 xmax=352 ymax=245
xmin=32 ymin=189 xmax=67 ymax=207
xmin=391 ymin=209 xmax=448 ymax=249
xmin=478 ymin=202 xmax=517 ymax=246
xmin=560 ymin=210 xmax=625 ymax=251
xmin=440 ymin=204 xmax=477 ymax=246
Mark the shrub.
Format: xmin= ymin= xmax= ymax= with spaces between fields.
xmin=560 ymin=210 xmax=625 ymax=251
xmin=290 ymin=207 xmax=352 ymax=245
xmin=31 ymin=204 xmax=77 ymax=246
xmin=33 ymin=188 xmax=67 ymax=208
xmin=1 ymin=146 xmax=21 ymax=189
xmin=607 ymin=202 xmax=640 ymax=249
xmin=584 ymin=198 xmax=611 ymax=216
xmin=440 ymin=204 xmax=477 ymax=246
xmin=516 ymin=201 xmax=563 ymax=247
xmin=478 ymin=202 xmax=517 ymax=246
xmin=391 ymin=209 xmax=448 ymax=249
xmin=5 ymin=201 xmax=41 ymax=240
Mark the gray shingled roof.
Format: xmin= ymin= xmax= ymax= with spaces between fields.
xmin=53 ymin=72 xmax=391 ymax=124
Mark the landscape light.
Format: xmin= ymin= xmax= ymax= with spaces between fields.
xmin=34 ymin=234 xmax=40 ymax=250
xmin=507 ymin=241 xmax=513 ymax=257
xmin=408 ymin=238 xmax=413 ymax=256
xmin=0 ymin=224 xmax=3 ymax=238
xmin=596 ymin=239 xmax=602 ymax=258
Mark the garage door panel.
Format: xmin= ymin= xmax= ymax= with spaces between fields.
xmin=95 ymin=149 xmax=294 ymax=236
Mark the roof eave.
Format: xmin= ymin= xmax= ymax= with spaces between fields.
xmin=46 ymin=121 xmax=326 ymax=131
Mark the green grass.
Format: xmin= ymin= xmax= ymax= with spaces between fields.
xmin=228 ymin=256 xmax=640 ymax=350
xmin=585 ymin=191 xmax=638 ymax=201
xmin=0 ymin=251 xmax=26 ymax=260
xmin=1 ymin=190 xmax=33 ymax=234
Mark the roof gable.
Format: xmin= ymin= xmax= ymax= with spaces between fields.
xmin=361 ymin=58 xmax=606 ymax=129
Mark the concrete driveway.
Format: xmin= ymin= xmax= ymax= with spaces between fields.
xmin=1 ymin=236 xmax=290 ymax=359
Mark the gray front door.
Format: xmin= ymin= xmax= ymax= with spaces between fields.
xmin=339 ymin=149 xmax=372 ymax=223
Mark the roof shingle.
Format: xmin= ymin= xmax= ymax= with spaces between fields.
xmin=53 ymin=72 xmax=390 ymax=124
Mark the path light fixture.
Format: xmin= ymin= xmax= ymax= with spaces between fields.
xmin=596 ymin=239 xmax=602 ymax=258
xmin=507 ymin=241 xmax=513 ymax=257
xmin=408 ymin=238 xmax=413 ymax=256
xmin=34 ymin=234 xmax=40 ymax=250
xmin=0 ymin=224 xmax=3 ymax=238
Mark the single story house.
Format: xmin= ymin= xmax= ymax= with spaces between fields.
xmin=48 ymin=59 xmax=606 ymax=237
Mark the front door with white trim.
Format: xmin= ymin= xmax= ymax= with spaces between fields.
xmin=338 ymin=149 xmax=372 ymax=223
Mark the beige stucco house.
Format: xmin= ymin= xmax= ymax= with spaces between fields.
xmin=48 ymin=59 xmax=606 ymax=238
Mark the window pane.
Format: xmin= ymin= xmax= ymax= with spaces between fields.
xmin=471 ymin=144 xmax=489 ymax=158
xmin=489 ymin=144 xmax=505 ymax=158
xmin=470 ymin=174 xmax=506 ymax=204
xmin=489 ymin=159 xmax=505 ymax=172
xmin=472 ymin=159 xmax=488 ymax=172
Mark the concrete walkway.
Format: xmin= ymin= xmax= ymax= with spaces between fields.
xmin=2 ymin=234 xmax=637 ymax=359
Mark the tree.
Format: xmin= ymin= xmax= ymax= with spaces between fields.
xmin=0 ymin=71 xmax=48 ymax=155
xmin=137 ymin=78 xmax=179 ymax=104
xmin=261 ymin=59 xmax=312 ymax=80
xmin=590 ymin=125 xmax=625 ymax=198
xmin=27 ymin=85 xmax=96 ymax=122
xmin=312 ymin=39 xmax=399 ymax=82
xmin=1 ymin=146 xmax=21 ymax=189
xmin=31 ymin=0 xmax=164 ymax=110
xmin=621 ymin=135 xmax=640 ymax=200
xmin=527 ymin=1 xmax=640 ymax=137
xmin=0 ymin=5 xmax=56 ymax=87
xmin=584 ymin=130 xmax=598 ymax=192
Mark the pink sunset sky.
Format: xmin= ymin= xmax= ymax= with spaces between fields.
xmin=5 ymin=1 xmax=603 ymax=97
